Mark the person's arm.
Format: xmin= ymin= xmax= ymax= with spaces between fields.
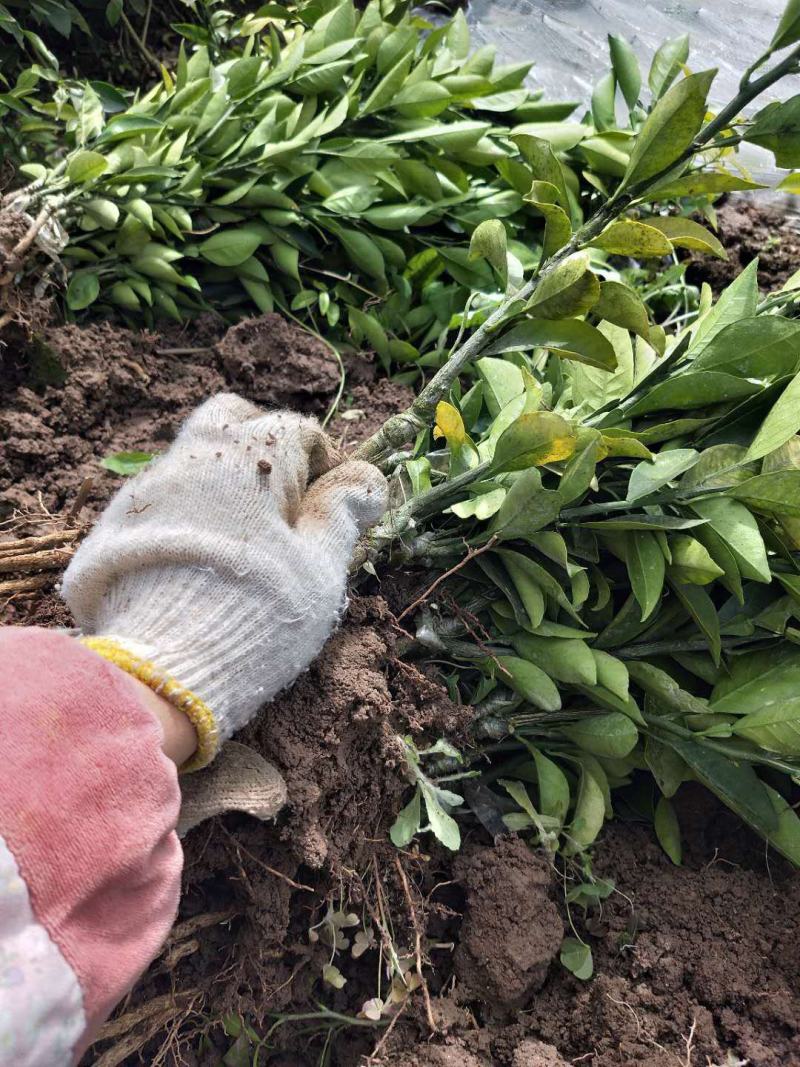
xmin=0 ymin=626 xmax=184 ymax=1065
xmin=0 ymin=394 xmax=386 ymax=1067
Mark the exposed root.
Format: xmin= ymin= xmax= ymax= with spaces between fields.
xmin=394 ymin=856 xmax=437 ymax=1036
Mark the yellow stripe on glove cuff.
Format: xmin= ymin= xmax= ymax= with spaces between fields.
xmin=80 ymin=636 xmax=219 ymax=772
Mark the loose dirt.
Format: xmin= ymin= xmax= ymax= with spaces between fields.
xmin=686 ymin=198 xmax=800 ymax=294
xmin=1 ymin=290 xmax=798 ymax=1067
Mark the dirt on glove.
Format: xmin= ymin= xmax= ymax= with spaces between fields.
xmin=1 ymin=289 xmax=799 ymax=1067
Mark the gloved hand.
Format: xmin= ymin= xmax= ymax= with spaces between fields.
xmin=61 ymin=394 xmax=388 ymax=770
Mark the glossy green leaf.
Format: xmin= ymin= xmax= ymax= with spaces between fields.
xmin=664 ymin=737 xmax=778 ymax=836
xmin=654 ymin=796 xmax=682 ymax=864
xmin=591 ymin=219 xmax=672 ymax=257
xmin=609 ymin=34 xmax=641 ymax=110
xmin=646 ymin=216 xmax=726 ymax=258
xmin=692 ymin=316 xmax=800 ymax=377
xmin=66 ymin=272 xmax=100 ymax=310
xmin=100 ymin=450 xmax=154 ymax=475
xmin=485 ymin=319 xmax=617 ymax=371
xmin=199 ymin=227 xmax=263 ymax=266
xmin=626 ymin=448 xmax=699 ymax=502
xmin=728 ymin=470 xmax=800 ymax=517
xmin=560 ymin=937 xmax=593 ymax=980
xmin=625 ymin=371 xmax=761 ymax=416
xmin=625 ymin=531 xmax=665 ymax=621
xmin=527 ymin=252 xmax=600 ymax=319
xmin=389 ymin=788 xmax=421 ymax=847
xmin=564 ymin=712 xmax=639 ymax=759
xmin=594 ymin=280 xmax=650 ymax=341
xmin=624 ymin=69 xmax=715 ymax=187
xmin=66 ymin=150 xmax=108 ymax=184
xmin=513 ymin=633 xmax=597 ymax=686
xmin=648 ymin=34 xmax=690 ymax=99
xmin=494 ymin=654 xmax=561 ymax=711
xmin=492 ymin=412 xmax=577 ymax=472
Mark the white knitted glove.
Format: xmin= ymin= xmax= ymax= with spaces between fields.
xmin=61 ymin=394 xmax=387 ymax=770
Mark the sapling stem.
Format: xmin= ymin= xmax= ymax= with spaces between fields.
xmin=354 ymin=40 xmax=800 ymax=470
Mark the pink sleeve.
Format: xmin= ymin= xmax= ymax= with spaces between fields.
xmin=0 ymin=626 xmax=183 ymax=1065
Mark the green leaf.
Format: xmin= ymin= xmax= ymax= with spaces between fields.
xmin=728 ymin=470 xmax=800 ymax=517
xmin=626 ymin=448 xmax=699 ymax=502
xmin=664 ymin=737 xmax=778 ymax=836
xmin=745 ymin=95 xmax=800 ymax=168
xmin=494 ymin=655 xmax=561 ymax=711
xmin=690 ymin=260 xmax=759 ymax=356
xmin=669 ymin=580 xmax=721 ymax=664
xmin=625 ymin=371 xmax=761 ymax=416
xmin=389 ymin=788 xmax=421 ymax=847
xmin=732 ymin=702 xmax=800 ymax=756
xmin=335 ymin=228 xmax=386 ymax=280
xmin=420 ymin=782 xmax=461 ymax=851
xmin=762 ymin=784 xmax=800 ymax=866
xmin=199 ymin=228 xmax=263 ymax=267
xmin=560 ymin=937 xmax=593 ymax=980
xmin=593 ymin=651 xmax=630 ymax=702
xmin=609 ymin=34 xmax=641 ymax=110
xmin=525 ymin=744 xmax=571 ymax=826
xmin=648 ymin=34 xmax=690 ymax=99
xmin=502 ymin=554 xmax=545 ymax=627
xmin=591 ymin=219 xmax=672 ymax=258
xmin=645 ymin=737 xmax=688 ymax=798
xmin=485 ymin=319 xmax=617 ymax=371
xmin=646 ymin=216 xmax=726 ymax=259
xmin=772 ymin=0 xmax=800 ymax=49
xmin=654 ymin=797 xmax=682 ymax=864
xmin=625 ymin=531 xmax=665 ymax=622
xmin=689 ymin=498 xmax=770 ymax=582
xmin=100 ymin=450 xmax=155 ymax=475
xmin=560 ymin=434 xmax=601 ymax=504
xmin=469 ymin=219 xmax=507 ymax=276
xmin=66 ymin=150 xmax=108 ymax=184
xmin=668 ymin=535 xmax=724 ymax=585
xmin=512 ymin=633 xmax=597 ymax=686
xmin=624 ymin=69 xmax=715 ymax=188
xmin=594 ymin=280 xmax=650 ymax=341
xmin=711 ymin=646 xmax=800 ymax=712
xmin=564 ymin=712 xmax=639 ymax=759
xmin=565 ymin=756 xmax=607 ymax=854
xmin=513 ymin=134 xmax=569 ymax=208
xmin=489 ymin=469 xmax=563 ymax=541
xmin=476 ymin=357 xmax=524 ymax=417
xmin=492 ymin=412 xmax=577 ymax=472
xmin=520 ymin=188 xmax=570 ymax=262
xmin=592 ymin=70 xmax=617 ymax=132
xmin=651 ymin=172 xmax=766 ymax=198
xmin=66 ymin=272 xmax=100 ymax=310
xmin=691 ymin=316 xmax=800 ymax=377
xmin=527 ymin=252 xmax=600 ymax=319
xmin=746 ymin=369 xmax=800 ymax=461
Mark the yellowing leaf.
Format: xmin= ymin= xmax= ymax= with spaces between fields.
xmin=434 ymin=400 xmax=467 ymax=446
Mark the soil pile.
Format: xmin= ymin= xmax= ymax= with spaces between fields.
xmin=686 ymin=198 xmax=800 ymax=293
xmin=1 ymin=254 xmax=798 ymax=1066
xmin=0 ymin=312 xmax=413 ymax=523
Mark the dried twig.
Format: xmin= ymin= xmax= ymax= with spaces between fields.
xmin=0 ymin=573 xmax=51 ymax=597
xmin=0 ymin=548 xmax=74 ymax=574
xmin=218 ymin=824 xmax=314 ymax=893
xmin=0 ymin=528 xmax=81 ymax=556
xmin=396 ymin=536 xmax=497 ymax=622
xmin=393 ymin=856 xmax=436 ymax=1035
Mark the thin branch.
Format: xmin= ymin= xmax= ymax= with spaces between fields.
xmin=120 ymin=9 xmax=163 ymax=76
xmin=393 ymin=857 xmax=436 ymax=1035
xmin=354 ymin=41 xmax=800 ymax=468
xmin=396 ymin=535 xmax=497 ymax=622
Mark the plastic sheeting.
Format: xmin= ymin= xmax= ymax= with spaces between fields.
xmin=465 ymin=0 xmax=798 ymax=181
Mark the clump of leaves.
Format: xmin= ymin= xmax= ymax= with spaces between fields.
xmin=0 ymin=0 xmax=757 ymax=373
xmin=347 ymin=1 xmax=800 ymax=872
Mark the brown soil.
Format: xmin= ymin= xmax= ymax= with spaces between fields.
xmin=686 ymin=198 xmax=800 ymax=294
xmin=1 ymin=315 xmax=799 ymax=1067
